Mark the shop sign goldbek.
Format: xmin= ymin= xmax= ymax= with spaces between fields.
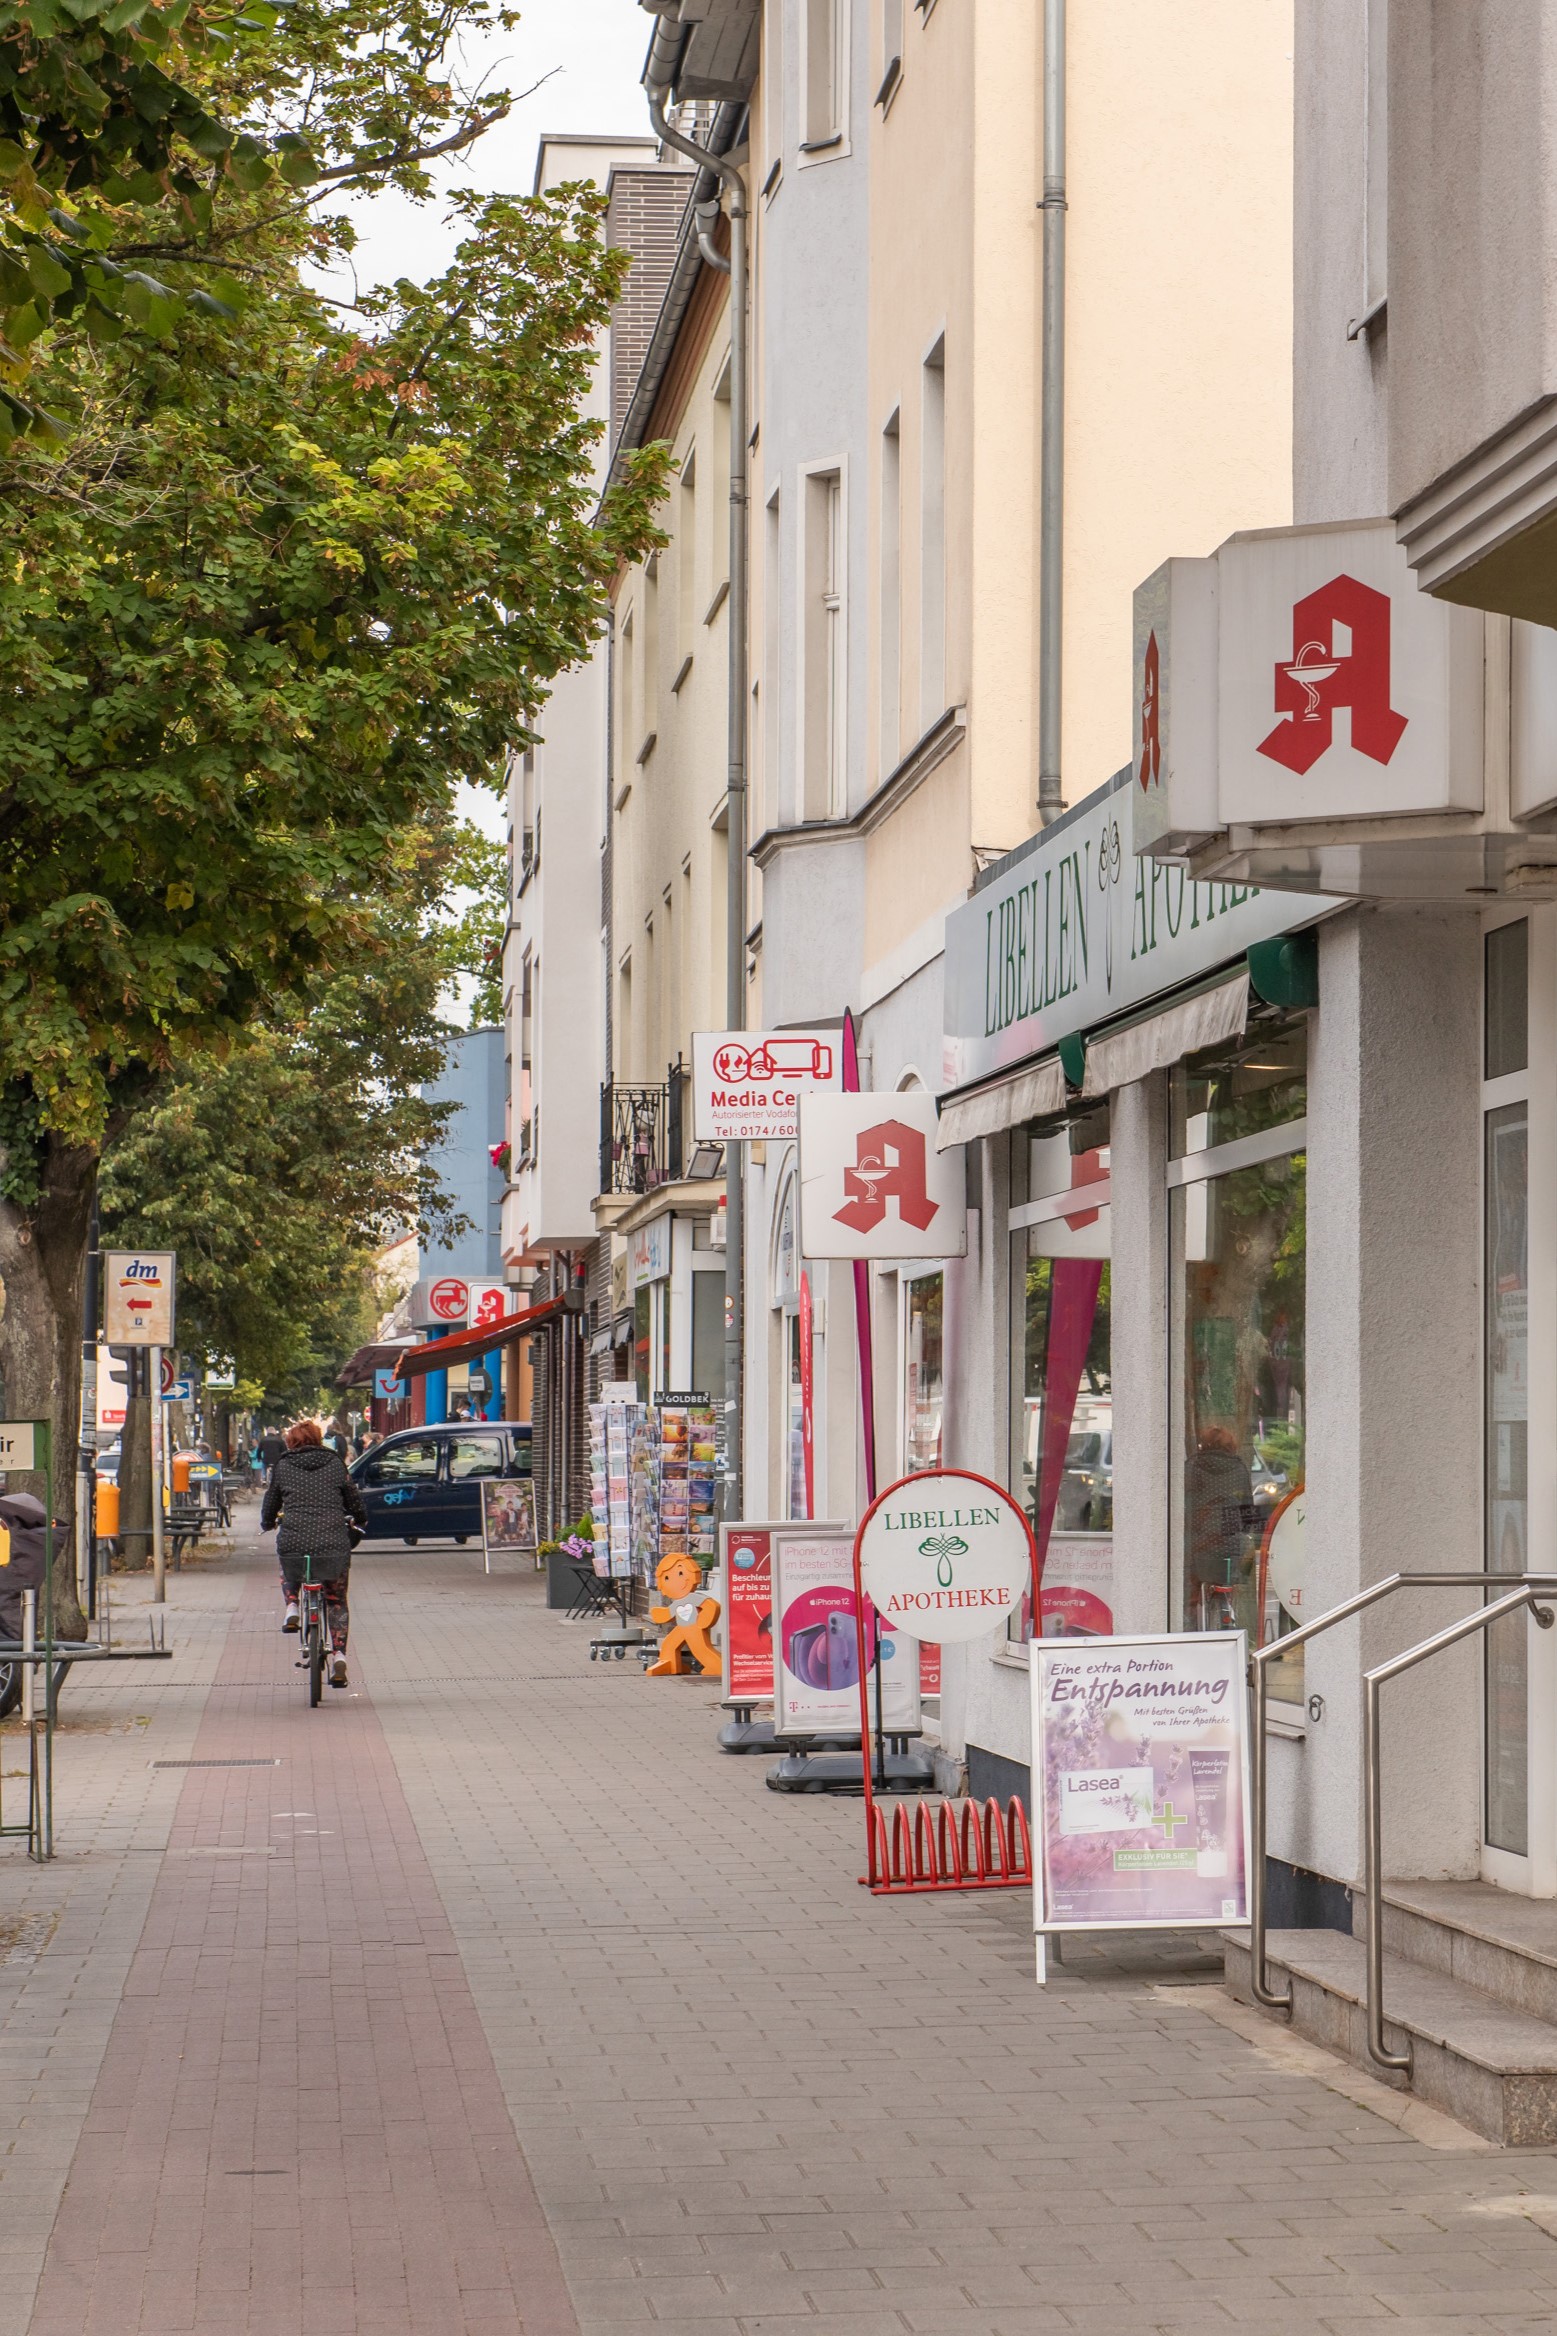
xmin=941 ymin=772 xmax=1332 ymax=1093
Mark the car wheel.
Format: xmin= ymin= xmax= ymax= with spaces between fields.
xmin=454 ymin=1535 xmax=469 ymax=1546
xmin=404 ymin=1536 xmax=419 ymax=1547
xmin=0 ymin=1661 xmax=17 ymax=1719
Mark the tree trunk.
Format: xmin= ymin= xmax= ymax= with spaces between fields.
xmin=120 ymin=1390 xmax=152 ymax=1572
xmin=0 ymin=1135 xmax=94 ymax=1640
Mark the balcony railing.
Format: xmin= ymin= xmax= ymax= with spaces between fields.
xmin=599 ymin=1066 xmax=686 ymax=1197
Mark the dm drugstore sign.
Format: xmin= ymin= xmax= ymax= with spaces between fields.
xmin=941 ymin=771 xmax=1335 ymax=1093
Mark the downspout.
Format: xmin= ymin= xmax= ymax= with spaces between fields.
xmin=1038 ymin=0 xmax=1066 ymax=825
xmin=644 ymin=33 xmax=749 ymax=1519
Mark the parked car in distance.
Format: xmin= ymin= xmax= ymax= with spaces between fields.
xmin=349 ymin=1421 xmax=531 ymax=1545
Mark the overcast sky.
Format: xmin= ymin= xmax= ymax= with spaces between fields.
xmin=316 ymin=0 xmax=652 ymax=309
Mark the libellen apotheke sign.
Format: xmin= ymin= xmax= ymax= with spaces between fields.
xmin=941 ymin=774 xmax=1329 ymax=1093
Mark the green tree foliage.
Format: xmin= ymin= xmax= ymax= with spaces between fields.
xmin=97 ymin=818 xmax=487 ymax=1399
xmin=0 ymin=185 xmax=664 ymax=1151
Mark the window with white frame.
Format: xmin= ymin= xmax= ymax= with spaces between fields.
xmin=1484 ymin=916 xmax=1529 ymax=1858
xmin=803 ymin=0 xmax=846 ymax=150
xmin=1169 ymin=1015 xmax=1308 ymax=1707
xmin=879 ymin=411 xmax=901 ymax=778
xmin=1007 ymin=1098 xmax=1113 ymax=1646
xmin=920 ymin=339 xmax=946 ymax=726
xmin=802 ymin=466 xmax=846 ymax=819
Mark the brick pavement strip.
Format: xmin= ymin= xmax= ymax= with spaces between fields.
xmin=13 ymin=1528 xmax=1557 ymax=2333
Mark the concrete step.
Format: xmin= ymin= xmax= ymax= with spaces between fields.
xmin=1366 ymin=1878 xmax=1557 ymax=2023
xmin=1225 ymin=1925 xmax=1557 ymax=2145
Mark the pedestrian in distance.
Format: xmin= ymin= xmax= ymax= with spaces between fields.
xmin=256 ymin=1426 xmax=286 ymax=1476
xmin=260 ymin=1421 xmax=366 ymax=1688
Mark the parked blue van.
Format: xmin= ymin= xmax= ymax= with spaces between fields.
xmin=349 ymin=1422 xmax=531 ymax=1544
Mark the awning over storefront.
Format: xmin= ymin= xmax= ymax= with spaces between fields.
xmin=1080 ymin=972 xmax=1248 ymax=1099
xmin=936 ymin=1057 xmax=1068 ymax=1151
xmin=393 ymin=1291 xmax=574 ymax=1381
xmin=335 ymin=1341 xmax=416 ymax=1391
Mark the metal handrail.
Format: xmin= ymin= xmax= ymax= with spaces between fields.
xmin=1247 ymin=1571 xmax=1557 ymax=2011
xmin=1362 ymin=1582 xmax=1556 ymax=2074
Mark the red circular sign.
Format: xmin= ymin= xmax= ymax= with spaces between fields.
xmin=429 ymin=1278 xmax=468 ymax=1321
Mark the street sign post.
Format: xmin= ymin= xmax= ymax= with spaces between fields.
xmin=0 ymin=1418 xmax=53 ymax=1857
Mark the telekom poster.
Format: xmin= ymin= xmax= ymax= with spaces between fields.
xmin=772 ymin=1535 xmax=920 ymax=1740
xmin=1031 ymin=1632 xmax=1251 ymax=1931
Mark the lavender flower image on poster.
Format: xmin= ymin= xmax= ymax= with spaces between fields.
xmin=1031 ymin=1632 xmax=1251 ymax=1931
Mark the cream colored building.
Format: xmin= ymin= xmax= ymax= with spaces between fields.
xmin=597 ymin=139 xmax=742 ymax=1402
xmin=748 ymin=0 xmax=1296 ymax=1528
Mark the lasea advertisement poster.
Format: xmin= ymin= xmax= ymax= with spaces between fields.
xmin=1030 ymin=1631 xmax=1251 ymax=1932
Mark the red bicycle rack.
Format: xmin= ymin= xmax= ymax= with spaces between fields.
xmin=864 ymin=1791 xmax=1032 ymax=1895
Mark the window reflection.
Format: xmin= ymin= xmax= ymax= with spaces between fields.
xmin=1172 ymin=1150 xmax=1307 ymax=1703
xmin=904 ymin=1273 xmax=944 ymax=1473
xmin=1171 ymin=1016 xmax=1307 ymax=1157
xmin=1010 ymin=1192 xmax=1113 ymax=1642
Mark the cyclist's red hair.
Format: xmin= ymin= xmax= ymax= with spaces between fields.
xmin=285 ymin=1421 xmax=324 ymax=1450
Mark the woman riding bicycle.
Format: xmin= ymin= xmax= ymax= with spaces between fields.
xmin=260 ymin=1420 xmax=366 ymax=1688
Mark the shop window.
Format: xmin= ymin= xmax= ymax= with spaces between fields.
xmin=691 ymin=1269 xmax=726 ymax=1400
xmin=903 ymin=1273 xmax=943 ymax=1473
xmin=1485 ymin=1096 xmax=1529 ymax=1856
xmin=1170 ymin=1013 xmax=1307 ymax=1157
xmin=1485 ymin=919 xmax=1528 ymax=1080
xmin=1171 ymin=1140 xmax=1306 ymax=1703
xmin=1008 ymin=1143 xmax=1113 ymax=1645
xmin=786 ymin=1310 xmax=808 ymax=1519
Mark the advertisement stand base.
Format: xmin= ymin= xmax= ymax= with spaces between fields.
xmin=769 ymin=1743 xmax=935 ymax=1796
xmin=718 ymin=1708 xmax=778 ymax=1754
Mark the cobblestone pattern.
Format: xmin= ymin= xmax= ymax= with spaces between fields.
xmin=0 ymin=1558 xmax=241 ymax=2336
xmin=23 ymin=1553 xmax=575 ymax=2336
xmin=14 ymin=1528 xmax=1557 ymax=2334
xmin=353 ymin=1549 xmax=1557 ymax=2336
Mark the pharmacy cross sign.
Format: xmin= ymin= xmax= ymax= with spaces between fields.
xmin=856 ymin=1467 xmax=1037 ymax=1646
xmin=1157 ymin=1800 xmax=1191 ymax=1839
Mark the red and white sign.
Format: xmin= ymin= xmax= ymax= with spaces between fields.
xmin=798 ymin=1092 xmax=965 ymax=1261
xmin=410 ymin=1275 xmax=470 ymax=1327
xmin=692 ymin=1029 xmax=841 ymax=1143
xmin=467 ymin=1280 xmax=511 ymax=1332
xmin=721 ymin=1525 xmax=777 ymax=1704
xmin=857 ymin=1469 xmax=1036 ymax=1645
xmin=1217 ymin=521 xmax=1484 ymax=826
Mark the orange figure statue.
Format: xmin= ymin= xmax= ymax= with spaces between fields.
xmin=648 ymin=1552 xmax=721 ymax=1677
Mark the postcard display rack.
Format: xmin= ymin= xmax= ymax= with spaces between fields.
xmin=588 ymin=1395 xmax=722 ymax=1583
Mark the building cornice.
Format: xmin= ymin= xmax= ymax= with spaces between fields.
xmin=750 ymin=704 xmax=966 ymax=870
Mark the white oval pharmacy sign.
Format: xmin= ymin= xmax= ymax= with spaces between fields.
xmin=857 ymin=1469 xmax=1035 ymax=1644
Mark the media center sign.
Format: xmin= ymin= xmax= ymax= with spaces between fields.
xmin=857 ymin=1469 xmax=1035 ymax=1644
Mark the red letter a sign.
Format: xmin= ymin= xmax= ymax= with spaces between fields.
xmin=1257 ymin=572 xmax=1408 ymax=776
xmin=833 ymin=1119 xmax=940 ymax=1236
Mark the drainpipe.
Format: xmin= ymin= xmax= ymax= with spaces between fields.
xmin=643 ymin=33 xmax=749 ymax=1519
xmin=1038 ymin=0 xmax=1066 ymax=825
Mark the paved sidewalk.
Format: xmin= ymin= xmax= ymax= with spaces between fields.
xmin=10 ymin=1523 xmax=1557 ymax=2333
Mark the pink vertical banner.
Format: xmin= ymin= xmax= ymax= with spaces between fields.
xmin=842 ymin=1013 xmax=877 ymax=1504
xmin=798 ymin=1270 xmax=816 ymax=1520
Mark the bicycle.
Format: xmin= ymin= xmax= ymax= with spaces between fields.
xmin=295 ymin=1557 xmax=327 ymax=1708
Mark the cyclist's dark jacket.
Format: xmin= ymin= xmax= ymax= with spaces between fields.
xmin=260 ymin=1445 xmax=365 ymax=1567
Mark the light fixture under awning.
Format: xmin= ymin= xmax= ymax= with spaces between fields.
xmin=936 ymin=1057 xmax=1068 ymax=1150
xmin=1080 ymin=973 xmax=1248 ymax=1099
